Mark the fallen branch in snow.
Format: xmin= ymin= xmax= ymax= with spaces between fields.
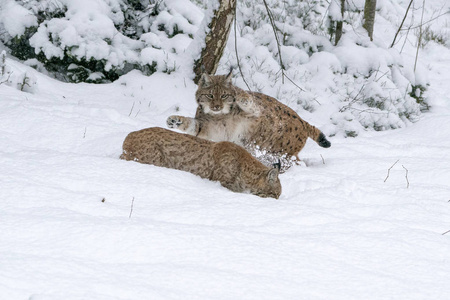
xmin=384 ymin=159 xmax=399 ymax=182
xmin=128 ymin=101 xmax=135 ymax=117
xmin=0 ymin=71 xmax=12 ymax=85
xmin=442 ymin=230 xmax=450 ymax=235
xmin=402 ymin=165 xmax=410 ymax=188
xmin=320 ymin=154 xmax=325 ymax=164
xmin=129 ymin=197 xmax=135 ymax=219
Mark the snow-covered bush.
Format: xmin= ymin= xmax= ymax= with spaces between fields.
xmin=1 ymin=0 xmax=443 ymax=135
xmin=217 ymin=0 xmax=431 ymax=136
xmin=0 ymin=0 xmax=201 ymax=82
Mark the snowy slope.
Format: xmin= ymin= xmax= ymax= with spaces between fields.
xmin=2 ymin=0 xmax=450 ymax=298
xmin=1 ymin=42 xmax=450 ymax=299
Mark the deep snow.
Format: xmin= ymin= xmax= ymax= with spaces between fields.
xmin=1 ymin=43 xmax=450 ymax=299
xmin=1 ymin=0 xmax=450 ymax=298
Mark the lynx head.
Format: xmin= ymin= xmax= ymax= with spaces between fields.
xmin=250 ymin=167 xmax=282 ymax=199
xmin=196 ymin=70 xmax=236 ymax=115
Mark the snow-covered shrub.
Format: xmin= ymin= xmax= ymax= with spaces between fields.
xmin=0 ymin=0 xmax=442 ymax=136
xmin=0 ymin=0 xmax=201 ymax=82
xmin=217 ymin=0 xmax=429 ymax=136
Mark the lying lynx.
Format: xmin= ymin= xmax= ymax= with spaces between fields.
xmin=167 ymin=71 xmax=330 ymax=169
xmin=120 ymin=127 xmax=281 ymax=199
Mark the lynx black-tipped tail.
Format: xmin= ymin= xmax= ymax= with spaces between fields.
xmin=317 ymin=132 xmax=331 ymax=148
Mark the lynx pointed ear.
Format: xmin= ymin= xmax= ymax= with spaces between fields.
xmin=225 ymin=68 xmax=233 ymax=84
xmin=199 ymin=73 xmax=212 ymax=87
xmin=267 ymin=168 xmax=279 ymax=184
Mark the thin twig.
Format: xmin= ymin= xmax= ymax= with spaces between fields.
xmin=129 ymin=197 xmax=135 ymax=219
xmin=402 ymin=165 xmax=409 ymax=188
xmin=234 ymin=4 xmax=251 ymax=91
xmin=384 ymin=159 xmax=399 ymax=182
xmin=262 ymin=0 xmax=285 ymax=83
xmin=284 ymin=74 xmax=305 ymax=92
xmin=0 ymin=71 xmax=12 ymax=85
xmin=339 ymin=84 xmax=366 ymax=112
xmin=390 ymin=0 xmax=414 ymax=48
xmin=83 ymin=127 xmax=87 ymax=138
xmin=320 ymin=154 xmax=325 ymax=165
xmin=442 ymin=230 xmax=450 ymax=235
xmin=128 ymin=101 xmax=135 ymax=117
xmin=414 ymin=0 xmax=426 ymax=72
xmin=399 ymin=11 xmax=449 ymax=31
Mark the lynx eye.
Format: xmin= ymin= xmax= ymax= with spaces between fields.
xmin=221 ymin=94 xmax=230 ymax=99
xmin=203 ymin=94 xmax=213 ymax=99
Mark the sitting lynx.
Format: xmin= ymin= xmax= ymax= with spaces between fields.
xmin=167 ymin=71 xmax=330 ymax=170
xmin=120 ymin=127 xmax=281 ymax=199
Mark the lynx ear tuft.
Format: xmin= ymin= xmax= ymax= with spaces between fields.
xmin=200 ymin=73 xmax=212 ymax=87
xmin=225 ymin=68 xmax=233 ymax=84
xmin=267 ymin=168 xmax=279 ymax=184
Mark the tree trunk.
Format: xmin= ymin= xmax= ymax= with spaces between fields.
xmin=363 ymin=0 xmax=377 ymax=41
xmin=193 ymin=0 xmax=236 ymax=84
xmin=335 ymin=0 xmax=345 ymax=45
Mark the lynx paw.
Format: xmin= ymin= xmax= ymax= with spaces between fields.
xmin=237 ymin=96 xmax=250 ymax=107
xmin=166 ymin=115 xmax=183 ymax=128
xmin=236 ymin=96 xmax=259 ymax=116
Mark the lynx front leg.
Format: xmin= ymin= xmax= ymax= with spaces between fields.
xmin=166 ymin=115 xmax=199 ymax=136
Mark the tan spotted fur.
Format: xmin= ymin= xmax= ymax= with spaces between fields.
xmin=167 ymin=72 xmax=330 ymax=163
xmin=120 ymin=127 xmax=281 ymax=199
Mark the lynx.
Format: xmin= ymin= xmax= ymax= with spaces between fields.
xmin=120 ymin=127 xmax=282 ymax=199
xmin=167 ymin=71 xmax=330 ymax=170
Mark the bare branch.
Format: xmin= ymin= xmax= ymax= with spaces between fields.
xmin=233 ymin=3 xmax=251 ymax=91
xmin=402 ymin=165 xmax=410 ymax=188
xmin=128 ymin=101 xmax=135 ymax=117
xmin=129 ymin=197 xmax=135 ymax=219
xmin=262 ymin=0 xmax=285 ymax=83
xmin=414 ymin=0 xmax=426 ymax=72
xmin=399 ymin=11 xmax=450 ymax=31
xmin=390 ymin=0 xmax=414 ymax=48
xmin=384 ymin=159 xmax=399 ymax=182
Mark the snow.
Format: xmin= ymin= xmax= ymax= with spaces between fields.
xmin=0 ymin=0 xmax=37 ymax=37
xmin=1 ymin=0 xmax=450 ymax=299
xmin=1 ymin=42 xmax=450 ymax=298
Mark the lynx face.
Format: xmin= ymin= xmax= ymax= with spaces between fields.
xmin=168 ymin=72 xmax=331 ymax=173
xmin=196 ymin=72 xmax=236 ymax=115
xmin=250 ymin=168 xmax=281 ymax=199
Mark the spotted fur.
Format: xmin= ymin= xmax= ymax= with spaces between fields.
xmin=120 ymin=127 xmax=281 ymax=199
xmin=167 ymin=72 xmax=330 ymax=165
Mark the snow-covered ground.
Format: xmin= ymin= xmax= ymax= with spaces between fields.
xmin=1 ymin=39 xmax=450 ymax=299
xmin=1 ymin=0 xmax=450 ymax=297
